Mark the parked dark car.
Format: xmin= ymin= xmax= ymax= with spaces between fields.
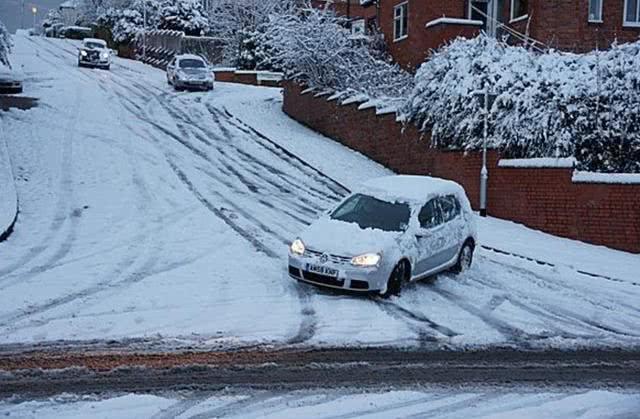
xmin=0 ymin=67 xmax=23 ymax=94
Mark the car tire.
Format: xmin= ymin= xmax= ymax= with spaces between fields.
xmin=382 ymin=261 xmax=408 ymax=298
xmin=452 ymin=240 xmax=474 ymax=274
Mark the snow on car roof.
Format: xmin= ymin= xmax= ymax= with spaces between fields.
xmin=358 ymin=175 xmax=465 ymax=203
xmin=83 ymin=38 xmax=107 ymax=45
xmin=176 ymin=54 xmax=205 ymax=61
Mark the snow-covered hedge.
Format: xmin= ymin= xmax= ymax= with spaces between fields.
xmin=0 ymin=19 xmax=11 ymax=67
xmin=263 ymin=7 xmax=412 ymax=102
xmin=401 ymin=35 xmax=640 ymax=173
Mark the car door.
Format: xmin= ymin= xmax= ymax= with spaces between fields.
xmin=437 ymin=195 xmax=465 ymax=264
xmin=167 ymin=58 xmax=176 ymax=81
xmin=414 ymin=198 xmax=448 ymax=277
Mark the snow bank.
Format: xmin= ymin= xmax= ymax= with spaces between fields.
xmin=0 ymin=129 xmax=17 ymax=240
xmin=572 ymin=171 xmax=640 ymax=184
xmin=498 ymin=157 xmax=576 ymax=168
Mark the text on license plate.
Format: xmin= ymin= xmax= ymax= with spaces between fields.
xmin=306 ymin=264 xmax=338 ymax=277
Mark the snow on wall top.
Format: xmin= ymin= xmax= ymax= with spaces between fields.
xmin=572 ymin=171 xmax=640 ymax=185
xmin=425 ymin=18 xmax=484 ymax=28
xmin=498 ymin=157 xmax=576 ymax=168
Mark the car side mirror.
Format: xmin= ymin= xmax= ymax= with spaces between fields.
xmin=415 ymin=229 xmax=430 ymax=239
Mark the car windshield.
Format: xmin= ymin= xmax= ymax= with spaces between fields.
xmin=330 ymin=193 xmax=411 ymax=232
xmin=179 ymin=59 xmax=206 ymax=69
xmin=84 ymin=42 xmax=105 ymax=49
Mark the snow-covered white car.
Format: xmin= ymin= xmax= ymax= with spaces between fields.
xmin=0 ymin=66 xmax=23 ymax=94
xmin=166 ymin=54 xmax=214 ymax=91
xmin=77 ymin=38 xmax=111 ymax=70
xmin=288 ymin=176 xmax=477 ymax=297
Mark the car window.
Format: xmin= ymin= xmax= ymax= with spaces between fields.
xmin=179 ymin=59 xmax=206 ymax=68
xmin=418 ymin=199 xmax=443 ymax=229
xmin=439 ymin=195 xmax=461 ymax=223
xmin=330 ymin=193 xmax=411 ymax=232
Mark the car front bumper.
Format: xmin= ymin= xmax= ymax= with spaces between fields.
xmin=79 ymin=57 xmax=110 ymax=67
xmin=174 ymin=79 xmax=213 ymax=90
xmin=288 ymin=253 xmax=388 ymax=293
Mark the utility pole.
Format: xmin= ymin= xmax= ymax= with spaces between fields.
xmin=143 ymin=0 xmax=147 ymax=60
xmin=21 ymin=0 xmax=25 ymax=29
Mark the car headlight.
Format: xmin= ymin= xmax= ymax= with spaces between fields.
xmin=80 ymin=50 xmax=87 ymax=56
xmin=101 ymin=52 xmax=109 ymax=59
xmin=177 ymin=71 xmax=187 ymax=80
xmin=290 ymin=239 xmax=305 ymax=256
xmin=351 ymin=253 xmax=381 ymax=267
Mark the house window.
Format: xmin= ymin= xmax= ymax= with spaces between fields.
xmin=393 ymin=2 xmax=408 ymax=41
xmin=589 ymin=0 xmax=603 ymax=22
xmin=625 ymin=0 xmax=640 ymax=26
xmin=351 ymin=19 xmax=366 ymax=36
xmin=510 ymin=0 xmax=528 ymax=21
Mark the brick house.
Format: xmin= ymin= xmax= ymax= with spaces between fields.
xmin=312 ymin=0 xmax=379 ymax=35
xmin=321 ymin=0 xmax=640 ymax=69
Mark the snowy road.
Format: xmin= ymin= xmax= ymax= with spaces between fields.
xmin=1 ymin=35 xmax=640 ymax=351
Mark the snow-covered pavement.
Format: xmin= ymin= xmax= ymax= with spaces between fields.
xmin=2 ymin=388 xmax=639 ymax=419
xmin=0 ymin=34 xmax=639 ymax=350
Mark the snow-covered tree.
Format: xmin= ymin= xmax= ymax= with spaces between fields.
xmin=96 ymin=0 xmax=159 ymax=44
xmin=41 ymin=9 xmax=63 ymax=30
xmin=157 ymin=0 xmax=209 ymax=36
xmin=401 ymin=35 xmax=640 ymax=173
xmin=0 ymin=19 xmax=12 ymax=68
xmin=263 ymin=6 xmax=411 ymax=100
xmin=207 ymin=0 xmax=297 ymax=69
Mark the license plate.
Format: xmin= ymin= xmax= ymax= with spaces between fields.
xmin=306 ymin=264 xmax=338 ymax=277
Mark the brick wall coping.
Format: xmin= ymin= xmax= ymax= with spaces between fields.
xmin=498 ymin=157 xmax=576 ymax=168
xmin=425 ymin=17 xmax=484 ymax=28
xmin=572 ymin=171 xmax=640 ymax=184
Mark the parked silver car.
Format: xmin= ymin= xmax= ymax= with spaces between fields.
xmin=166 ymin=54 xmax=214 ymax=91
xmin=78 ymin=38 xmax=112 ymax=70
xmin=288 ymin=176 xmax=477 ymax=297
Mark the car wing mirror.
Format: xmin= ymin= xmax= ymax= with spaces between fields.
xmin=415 ymin=229 xmax=430 ymax=239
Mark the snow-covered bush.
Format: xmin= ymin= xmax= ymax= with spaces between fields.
xmin=263 ymin=6 xmax=412 ymax=101
xmin=96 ymin=0 xmax=159 ymax=44
xmin=0 ymin=19 xmax=12 ymax=68
xmin=207 ymin=0 xmax=297 ymax=69
xmin=41 ymin=9 xmax=63 ymax=30
xmin=157 ymin=0 xmax=209 ymax=36
xmin=402 ymin=35 xmax=640 ymax=173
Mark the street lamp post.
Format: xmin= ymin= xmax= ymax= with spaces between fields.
xmin=32 ymin=6 xmax=38 ymax=31
xmin=473 ymin=87 xmax=496 ymax=218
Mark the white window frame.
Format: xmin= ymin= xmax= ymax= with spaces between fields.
xmin=393 ymin=2 xmax=409 ymax=42
xmin=624 ymin=0 xmax=640 ymax=27
xmin=351 ymin=18 xmax=366 ymax=35
xmin=588 ymin=0 xmax=603 ymax=22
xmin=510 ymin=0 xmax=529 ymax=22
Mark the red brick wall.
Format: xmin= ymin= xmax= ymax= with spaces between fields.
xmin=497 ymin=0 xmax=639 ymax=52
xmin=372 ymin=1 xmax=640 ymax=70
xmin=283 ymin=81 xmax=640 ymax=253
xmin=312 ymin=0 xmax=377 ymax=20
xmin=379 ymin=0 xmax=472 ymax=69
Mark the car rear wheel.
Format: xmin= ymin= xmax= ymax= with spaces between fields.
xmin=452 ymin=240 xmax=474 ymax=274
xmin=382 ymin=261 xmax=408 ymax=298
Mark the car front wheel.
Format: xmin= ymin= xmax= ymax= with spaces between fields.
xmin=382 ymin=261 xmax=408 ymax=298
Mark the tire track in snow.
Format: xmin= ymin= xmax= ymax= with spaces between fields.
xmin=99 ymin=76 xmax=322 ymax=346
xmin=0 ymin=81 xmax=81 ymax=287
